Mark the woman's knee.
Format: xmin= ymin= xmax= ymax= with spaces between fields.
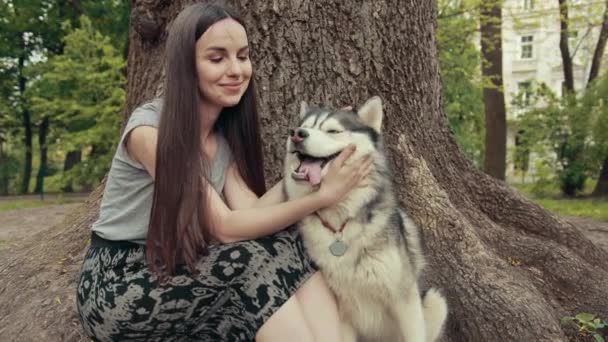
xmin=296 ymin=271 xmax=333 ymax=298
xmin=256 ymin=295 xmax=314 ymax=342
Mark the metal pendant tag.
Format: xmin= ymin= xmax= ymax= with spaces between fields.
xmin=329 ymin=239 xmax=348 ymax=257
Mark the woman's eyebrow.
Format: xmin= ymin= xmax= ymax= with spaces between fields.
xmin=205 ymin=45 xmax=249 ymax=53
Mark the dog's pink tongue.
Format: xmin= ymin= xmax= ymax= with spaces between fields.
xmin=300 ymin=160 xmax=323 ymax=186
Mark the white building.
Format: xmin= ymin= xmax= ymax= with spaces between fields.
xmin=501 ymin=0 xmax=608 ymax=181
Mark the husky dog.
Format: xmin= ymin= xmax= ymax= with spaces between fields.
xmin=283 ymin=97 xmax=448 ymax=342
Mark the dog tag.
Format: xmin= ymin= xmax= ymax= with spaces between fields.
xmin=329 ymin=239 xmax=348 ymax=257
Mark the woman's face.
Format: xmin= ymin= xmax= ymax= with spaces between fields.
xmin=195 ymin=18 xmax=252 ymax=110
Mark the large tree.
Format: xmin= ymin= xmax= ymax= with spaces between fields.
xmin=0 ymin=1 xmax=606 ymax=341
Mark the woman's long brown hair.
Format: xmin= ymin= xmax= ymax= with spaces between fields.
xmin=147 ymin=2 xmax=266 ymax=279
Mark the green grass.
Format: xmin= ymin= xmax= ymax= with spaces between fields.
xmin=511 ymin=182 xmax=608 ymax=222
xmin=533 ymin=198 xmax=608 ymax=222
xmin=0 ymin=195 xmax=83 ymax=213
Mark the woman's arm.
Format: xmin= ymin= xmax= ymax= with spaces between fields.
xmin=207 ymin=181 xmax=330 ymax=242
xmin=128 ymin=127 xmax=370 ymax=243
xmin=210 ymin=145 xmax=366 ymax=242
xmin=223 ymin=162 xmax=285 ymax=210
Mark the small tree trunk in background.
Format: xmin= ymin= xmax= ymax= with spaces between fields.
xmin=18 ymin=53 xmax=32 ymax=194
xmin=480 ymin=0 xmax=507 ymax=181
xmin=34 ymin=116 xmax=49 ymax=194
xmin=592 ymin=158 xmax=608 ymax=196
xmin=587 ymin=0 xmax=608 ymax=85
xmin=0 ymin=138 xmax=7 ymax=195
xmin=62 ymin=150 xmax=82 ymax=193
xmin=0 ymin=1 xmax=606 ymax=341
xmin=559 ymin=0 xmax=575 ymax=92
xmin=589 ymin=1 xmax=608 ymax=197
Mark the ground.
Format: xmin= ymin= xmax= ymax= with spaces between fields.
xmin=0 ymin=204 xmax=82 ymax=251
xmin=0 ymin=199 xmax=606 ymax=341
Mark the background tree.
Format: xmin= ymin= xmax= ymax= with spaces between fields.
xmin=554 ymin=0 xmax=608 ymax=196
xmin=438 ymin=0 xmax=485 ymax=167
xmin=589 ymin=0 xmax=608 ymax=197
xmin=0 ymin=0 xmax=129 ymax=195
xmin=514 ymin=78 xmax=608 ymax=196
xmin=26 ymin=16 xmax=126 ymax=193
xmin=0 ymin=1 xmax=606 ymax=341
xmin=480 ymin=0 xmax=507 ymax=180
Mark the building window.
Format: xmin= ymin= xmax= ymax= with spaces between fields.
xmin=518 ymin=82 xmax=532 ymax=106
xmin=523 ymin=0 xmax=535 ymax=10
xmin=521 ymin=35 xmax=534 ymax=59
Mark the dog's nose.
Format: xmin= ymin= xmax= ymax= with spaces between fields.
xmin=290 ymin=128 xmax=308 ymax=144
xmin=295 ymin=128 xmax=309 ymax=138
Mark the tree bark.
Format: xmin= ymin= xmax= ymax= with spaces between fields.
xmin=34 ymin=116 xmax=49 ymax=194
xmin=480 ymin=0 xmax=507 ymax=180
xmin=559 ymin=0 xmax=575 ymax=92
xmin=0 ymin=1 xmax=607 ymax=341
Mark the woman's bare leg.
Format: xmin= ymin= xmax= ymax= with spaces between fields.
xmin=295 ymin=272 xmax=343 ymax=341
xmin=255 ymin=294 xmax=315 ymax=342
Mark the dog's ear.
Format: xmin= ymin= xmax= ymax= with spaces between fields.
xmin=299 ymin=101 xmax=309 ymax=120
xmin=357 ymin=96 xmax=383 ymax=133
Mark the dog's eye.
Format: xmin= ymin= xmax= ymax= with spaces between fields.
xmin=327 ymin=129 xmax=342 ymax=134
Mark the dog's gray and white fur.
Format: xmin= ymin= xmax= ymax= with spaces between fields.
xmin=283 ymin=97 xmax=448 ymax=342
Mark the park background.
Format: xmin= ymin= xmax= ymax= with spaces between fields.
xmin=0 ymin=0 xmax=607 ymax=341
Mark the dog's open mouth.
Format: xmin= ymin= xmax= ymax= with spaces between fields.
xmin=291 ymin=151 xmax=341 ymax=186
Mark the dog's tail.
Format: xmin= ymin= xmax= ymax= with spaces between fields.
xmin=422 ymin=288 xmax=448 ymax=342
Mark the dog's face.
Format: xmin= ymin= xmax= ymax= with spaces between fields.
xmin=284 ymin=96 xmax=383 ymax=196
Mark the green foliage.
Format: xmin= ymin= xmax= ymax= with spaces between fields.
xmin=79 ymin=1 xmax=130 ymax=52
xmin=513 ymin=74 xmax=608 ymax=196
xmin=438 ymin=0 xmax=485 ymax=167
xmin=26 ymin=16 xmax=125 ymax=189
xmin=562 ymin=313 xmax=608 ymax=341
xmin=0 ymin=1 xmax=129 ymax=194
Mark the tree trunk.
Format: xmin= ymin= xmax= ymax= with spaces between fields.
xmin=592 ymin=158 xmax=608 ymax=197
xmin=34 ymin=116 xmax=49 ymax=194
xmin=1 ymin=1 xmax=607 ymax=341
xmin=589 ymin=0 xmax=608 ymax=197
xmin=61 ymin=150 xmax=81 ymax=193
xmin=63 ymin=150 xmax=81 ymax=172
xmin=559 ymin=0 xmax=575 ymax=92
xmin=0 ymin=138 xmax=8 ymax=195
xmin=480 ymin=0 xmax=507 ymax=180
xmin=587 ymin=0 xmax=608 ymax=85
xmin=18 ymin=53 xmax=32 ymax=194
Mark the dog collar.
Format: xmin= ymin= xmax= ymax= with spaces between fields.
xmin=313 ymin=212 xmax=350 ymax=233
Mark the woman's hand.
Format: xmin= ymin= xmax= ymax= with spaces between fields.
xmin=316 ymin=144 xmax=373 ymax=207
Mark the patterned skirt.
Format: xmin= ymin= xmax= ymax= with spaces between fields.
xmin=76 ymin=227 xmax=317 ymax=341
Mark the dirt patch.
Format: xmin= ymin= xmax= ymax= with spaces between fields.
xmin=0 ymin=204 xmax=82 ymax=251
xmin=566 ymin=216 xmax=608 ymax=252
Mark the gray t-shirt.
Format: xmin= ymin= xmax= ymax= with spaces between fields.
xmin=91 ymin=99 xmax=232 ymax=244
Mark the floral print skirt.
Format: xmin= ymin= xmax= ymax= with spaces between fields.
xmin=76 ymin=227 xmax=317 ymax=341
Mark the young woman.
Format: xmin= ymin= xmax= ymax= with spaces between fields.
xmin=76 ymin=2 xmax=372 ymax=341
